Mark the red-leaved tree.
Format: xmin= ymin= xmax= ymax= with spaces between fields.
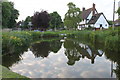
xmin=32 ymin=11 xmax=50 ymax=31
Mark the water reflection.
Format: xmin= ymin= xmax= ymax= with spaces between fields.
xmin=104 ymin=44 xmax=120 ymax=79
xmin=9 ymin=43 xmax=115 ymax=78
xmin=30 ymin=40 xmax=62 ymax=58
xmin=2 ymin=37 xmax=119 ymax=78
xmin=64 ymin=39 xmax=104 ymax=65
xmin=2 ymin=46 xmax=28 ymax=68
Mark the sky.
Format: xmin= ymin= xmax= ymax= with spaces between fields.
xmin=8 ymin=0 xmax=120 ymax=21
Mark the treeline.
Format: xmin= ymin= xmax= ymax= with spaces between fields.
xmin=17 ymin=2 xmax=82 ymax=31
xmin=2 ymin=1 xmax=64 ymax=30
xmin=2 ymin=1 xmax=120 ymax=30
xmin=2 ymin=1 xmax=82 ymax=30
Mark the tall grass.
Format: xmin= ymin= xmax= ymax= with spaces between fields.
xmin=2 ymin=27 xmax=119 ymax=55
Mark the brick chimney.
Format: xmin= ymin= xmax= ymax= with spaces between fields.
xmin=92 ymin=3 xmax=96 ymax=16
xmin=82 ymin=7 xmax=85 ymax=11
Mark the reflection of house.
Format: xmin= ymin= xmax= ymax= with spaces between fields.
xmin=64 ymin=39 xmax=104 ymax=65
xmin=78 ymin=3 xmax=109 ymax=30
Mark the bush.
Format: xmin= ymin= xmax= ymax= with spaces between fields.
xmin=2 ymin=31 xmax=32 ymax=55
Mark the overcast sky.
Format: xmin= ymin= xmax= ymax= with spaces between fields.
xmin=9 ymin=0 xmax=120 ymax=21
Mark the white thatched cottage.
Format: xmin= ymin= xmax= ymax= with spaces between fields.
xmin=78 ymin=3 xmax=109 ymax=30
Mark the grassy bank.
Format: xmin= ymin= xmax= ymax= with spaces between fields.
xmin=68 ymin=27 xmax=119 ymax=50
xmin=2 ymin=27 xmax=119 ymax=55
xmin=0 ymin=65 xmax=30 ymax=79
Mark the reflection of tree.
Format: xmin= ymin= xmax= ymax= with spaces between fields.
xmin=64 ymin=39 xmax=104 ymax=65
xmin=65 ymin=49 xmax=81 ymax=65
xmin=105 ymin=48 xmax=120 ymax=80
xmin=31 ymin=40 xmax=62 ymax=58
xmin=64 ymin=40 xmax=81 ymax=65
xmin=31 ymin=42 xmax=50 ymax=58
xmin=75 ymin=41 xmax=104 ymax=64
xmin=49 ymin=40 xmax=62 ymax=53
xmin=115 ymin=64 xmax=120 ymax=80
xmin=2 ymin=46 xmax=28 ymax=68
xmin=2 ymin=39 xmax=62 ymax=68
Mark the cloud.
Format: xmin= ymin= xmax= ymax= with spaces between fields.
xmin=9 ymin=47 xmax=116 ymax=78
xmin=9 ymin=0 xmax=119 ymax=21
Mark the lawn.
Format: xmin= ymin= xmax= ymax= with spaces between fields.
xmin=0 ymin=65 xmax=30 ymax=79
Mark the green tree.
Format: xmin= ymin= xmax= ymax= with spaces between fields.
xmin=49 ymin=11 xmax=63 ymax=30
xmin=2 ymin=2 xmax=19 ymax=28
xmin=24 ymin=16 xmax=32 ymax=29
xmin=108 ymin=20 xmax=113 ymax=25
xmin=64 ymin=2 xmax=81 ymax=30
xmin=117 ymin=7 xmax=120 ymax=16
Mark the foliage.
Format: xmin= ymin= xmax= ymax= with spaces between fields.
xmin=2 ymin=31 xmax=32 ymax=55
xmin=2 ymin=27 xmax=119 ymax=56
xmin=32 ymin=11 xmax=50 ymax=31
xmin=67 ymin=27 xmax=119 ymax=45
xmin=49 ymin=11 xmax=63 ymax=30
xmin=117 ymin=7 xmax=120 ymax=16
xmin=2 ymin=31 xmax=61 ymax=55
xmin=108 ymin=20 xmax=113 ymax=25
xmin=64 ymin=2 xmax=81 ymax=30
xmin=2 ymin=1 xmax=19 ymax=28
xmin=23 ymin=16 xmax=32 ymax=29
xmin=105 ymin=35 xmax=119 ymax=53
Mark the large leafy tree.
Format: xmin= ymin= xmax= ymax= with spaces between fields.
xmin=49 ymin=11 xmax=63 ymax=30
xmin=32 ymin=11 xmax=51 ymax=31
xmin=117 ymin=7 xmax=120 ymax=19
xmin=64 ymin=2 xmax=81 ymax=30
xmin=2 ymin=2 xmax=19 ymax=28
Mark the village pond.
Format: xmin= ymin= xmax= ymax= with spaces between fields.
xmin=2 ymin=37 xmax=119 ymax=78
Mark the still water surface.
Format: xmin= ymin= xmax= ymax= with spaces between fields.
xmin=2 ymin=38 xmax=117 ymax=78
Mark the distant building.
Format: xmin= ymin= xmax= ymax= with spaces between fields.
xmin=78 ymin=3 xmax=109 ymax=30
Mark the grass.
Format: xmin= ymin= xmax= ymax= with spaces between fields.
xmin=2 ymin=27 xmax=119 ymax=55
xmin=0 ymin=65 xmax=30 ymax=79
xmin=2 ymin=29 xmax=119 ymax=54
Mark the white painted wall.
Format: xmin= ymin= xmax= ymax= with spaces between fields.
xmin=94 ymin=14 xmax=109 ymax=29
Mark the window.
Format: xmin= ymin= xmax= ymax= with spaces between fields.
xmin=100 ymin=24 xmax=102 ymax=27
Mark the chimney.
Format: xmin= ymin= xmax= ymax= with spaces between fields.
xmin=92 ymin=3 xmax=95 ymax=15
xmin=82 ymin=7 xmax=85 ymax=11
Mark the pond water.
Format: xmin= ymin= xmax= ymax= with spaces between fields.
xmin=2 ymin=38 xmax=119 ymax=78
